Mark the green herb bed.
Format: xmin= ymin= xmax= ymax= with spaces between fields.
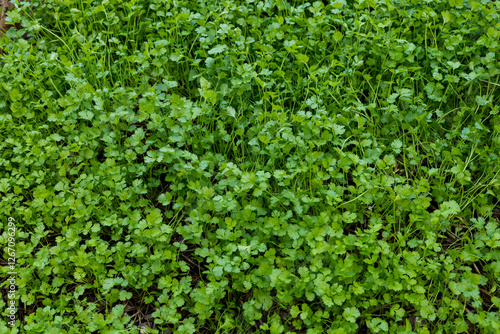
xmin=1 ymin=0 xmax=500 ymax=333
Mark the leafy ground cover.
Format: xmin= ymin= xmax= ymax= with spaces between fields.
xmin=1 ymin=0 xmax=500 ymax=333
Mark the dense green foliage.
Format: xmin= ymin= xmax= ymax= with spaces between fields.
xmin=1 ymin=0 xmax=500 ymax=332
